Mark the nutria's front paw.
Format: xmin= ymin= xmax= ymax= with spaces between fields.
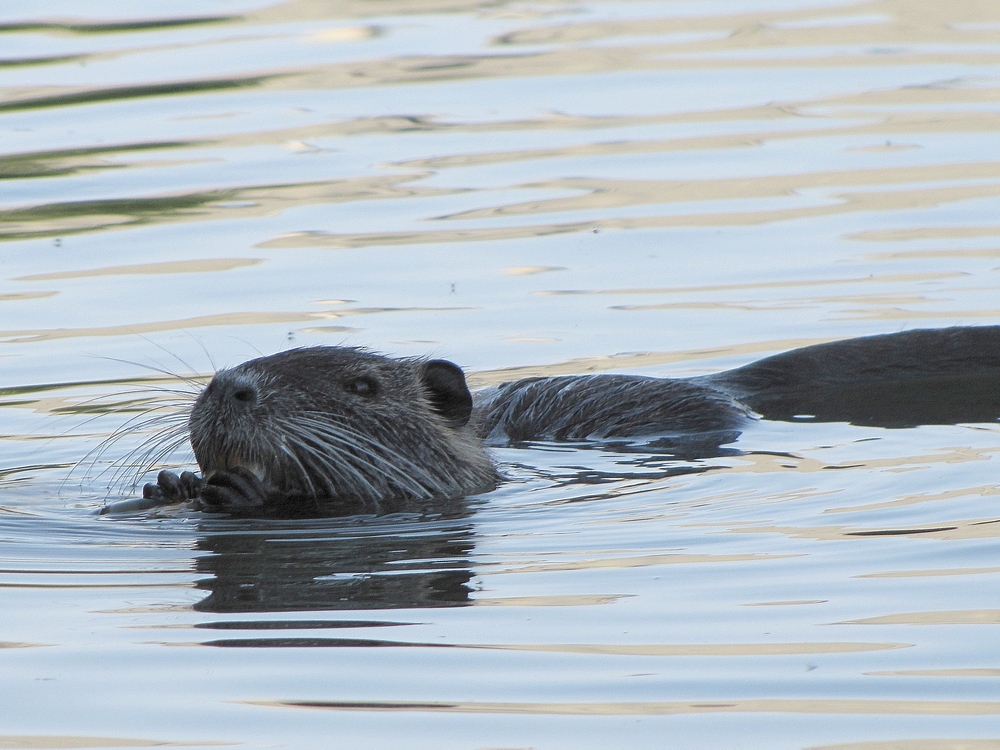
xmin=142 ymin=470 xmax=203 ymax=504
xmin=197 ymin=467 xmax=273 ymax=512
xmin=100 ymin=470 xmax=203 ymax=515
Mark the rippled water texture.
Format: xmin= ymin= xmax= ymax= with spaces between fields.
xmin=3 ymin=1 xmax=1000 ymax=748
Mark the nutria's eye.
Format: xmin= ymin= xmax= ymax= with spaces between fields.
xmin=343 ymin=376 xmax=378 ymax=398
xmin=232 ymin=387 xmax=255 ymax=403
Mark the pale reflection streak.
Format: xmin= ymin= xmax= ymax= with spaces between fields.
xmin=13 ymin=258 xmax=262 ymax=281
xmin=721 ymin=445 xmax=999 ymax=477
xmin=479 ymin=552 xmax=797 ymax=575
xmin=839 ymin=610 xmax=1000 ymax=625
xmin=466 ymin=338 xmax=829 ymax=385
xmin=257 ymin=176 xmax=1000 ymax=249
xmin=0 ymin=292 xmax=56 ymax=302
xmin=0 ymin=173 xmax=455 ymax=241
xmin=242 ymin=3 xmax=1000 ymax=94
xmin=614 ymin=295 xmax=956 ymax=315
xmin=588 ymin=279 xmax=959 ymax=299
xmin=858 ymin=567 xmax=1000 ymax=578
xmin=825 ymin=485 xmax=1000 ymax=515
xmin=866 ymin=248 xmax=1000 ymax=261
xmin=390 ymin=110 xmax=1000 ymax=170
xmin=853 ymin=227 xmax=1000 ymax=241
xmin=488 ymin=0 xmax=999 ymax=49
xmin=836 ymin=307 xmax=1000 ymax=321
xmin=438 ymin=164 xmax=1000 ymax=221
xmin=0 ymin=735 xmax=201 ymax=749
xmin=0 ymin=306 xmax=474 ymax=343
xmin=0 ymin=376 xmax=197 ymax=420
xmin=472 ymin=594 xmax=624 ymax=607
xmin=730 ymin=518 xmax=1000 ymax=543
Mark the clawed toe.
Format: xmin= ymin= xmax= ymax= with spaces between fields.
xmin=198 ymin=467 xmax=270 ymax=511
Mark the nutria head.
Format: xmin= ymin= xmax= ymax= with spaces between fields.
xmin=188 ymin=347 xmax=498 ymax=511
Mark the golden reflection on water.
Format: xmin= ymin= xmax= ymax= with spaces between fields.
xmin=0 ymin=306 xmax=476 ymax=344
xmin=825 ymin=485 xmax=1000 ymax=515
xmin=716 ymin=445 xmax=1000 ymax=479
xmin=840 ymin=610 xmax=1000 ymax=625
xmin=0 ymin=291 xmax=56 ymax=302
xmin=482 ymin=551 xmax=796 ymax=574
xmin=854 ymin=227 xmax=1000 ymax=241
xmin=732 ymin=518 xmax=1000 ymax=543
xmin=858 ymin=567 xmax=1000 ymax=578
xmin=13 ymin=258 xmax=262 ymax=281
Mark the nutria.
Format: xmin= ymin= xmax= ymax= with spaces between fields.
xmin=114 ymin=325 xmax=1000 ymax=516
xmin=135 ymin=348 xmax=499 ymax=515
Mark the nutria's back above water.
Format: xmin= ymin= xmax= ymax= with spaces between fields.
xmin=122 ymin=325 xmax=1000 ymax=517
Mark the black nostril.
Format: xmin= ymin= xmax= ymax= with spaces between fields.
xmin=233 ymin=387 xmax=256 ymax=404
xmin=200 ymin=369 xmax=259 ymax=408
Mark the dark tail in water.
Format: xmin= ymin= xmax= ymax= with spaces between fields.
xmin=702 ymin=325 xmax=1000 ymax=428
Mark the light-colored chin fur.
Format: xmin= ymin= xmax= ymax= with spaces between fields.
xmin=202 ymin=459 xmax=265 ymax=482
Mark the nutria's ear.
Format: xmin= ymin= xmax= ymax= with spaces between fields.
xmin=419 ymin=359 xmax=473 ymax=428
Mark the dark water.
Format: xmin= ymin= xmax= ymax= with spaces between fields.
xmin=2 ymin=1 xmax=1000 ymax=748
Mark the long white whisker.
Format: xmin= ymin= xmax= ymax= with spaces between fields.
xmin=76 ymin=410 xmax=187 ymax=482
xmin=89 ymin=353 xmax=206 ymax=391
xmin=295 ymin=416 xmax=439 ymax=499
xmin=277 ymin=440 xmax=320 ymax=501
xmin=102 ymin=425 xmax=191 ymax=491
xmin=280 ymin=425 xmax=380 ymax=501
xmin=111 ymin=434 xmax=191 ymax=493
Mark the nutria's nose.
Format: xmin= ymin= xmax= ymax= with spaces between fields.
xmin=206 ymin=369 xmax=259 ymax=407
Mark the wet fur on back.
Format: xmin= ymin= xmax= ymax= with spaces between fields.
xmin=474 ymin=375 xmax=751 ymax=444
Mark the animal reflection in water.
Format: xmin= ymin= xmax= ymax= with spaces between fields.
xmin=191 ymin=512 xmax=476 ymax=616
xmin=103 ymin=325 xmax=1000 ymax=519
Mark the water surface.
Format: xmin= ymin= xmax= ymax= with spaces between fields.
xmin=2 ymin=1 xmax=1000 ymax=748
